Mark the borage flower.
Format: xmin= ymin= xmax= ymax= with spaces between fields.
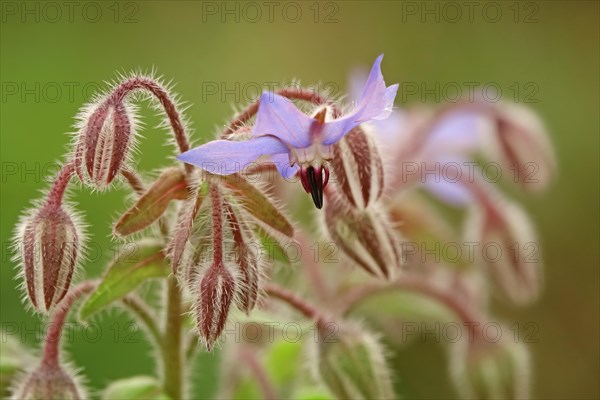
xmin=178 ymin=55 xmax=398 ymax=208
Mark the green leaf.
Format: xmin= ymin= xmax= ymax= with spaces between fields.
xmin=102 ymin=376 xmax=171 ymax=400
xmin=219 ymin=174 xmax=294 ymax=239
xmin=80 ymin=242 xmax=169 ymax=320
xmin=115 ymin=167 xmax=189 ymax=236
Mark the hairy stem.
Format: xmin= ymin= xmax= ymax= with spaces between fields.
xmin=41 ymin=281 xmax=96 ymax=367
xmin=121 ymin=168 xmax=146 ymax=195
xmin=162 ymin=275 xmax=183 ymax=399
xmin=337 ymin=276 xmax=482 ymax=328
xmin=263 ymin=282 xmax=322 ymax=321
xmin=109 ymin=77 xmax=193 ymax=173
xmin=210 ymin=183 xmax=223 ymax=261
xmin=44 ymin=161 xmax=75 ymax=211
xmin=121 ymin=294 xmax=162 ymax=346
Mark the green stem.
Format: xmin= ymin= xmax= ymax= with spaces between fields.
xmin=121 ymin=295 xmax=162 ymax=347
xmin=162 ymin=275 xmax=184 ymax=399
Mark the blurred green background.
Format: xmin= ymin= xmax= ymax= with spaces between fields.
xmin=1 ymin=1 xmax=598 ymax=398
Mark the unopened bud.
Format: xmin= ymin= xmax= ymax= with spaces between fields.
xmin=195 ymin=262 xmax=236 ymax=351
xmin=11 ymin=363 xmax=86 ymax=400
xmin=16 ymin=204 xmax=83 ymax=313
xmin=322 ymin=195 xmax=402 ymax=279
xmin=74 ymin=98 xmax=137 ymax=189
xmin=450 ymin=333 xmax=530 ymax=400
xmin=330 ymin=127 xmax=384 ymax=209
xmin=465 ymin=191 xmax=542 ymax=305
xmin=224 ymin=201 xmax=260 ymax=314
xmin=484 ymin=102 xmax=555 ymax=192
xmin=315 ymin=324 xmax=394 ymax=400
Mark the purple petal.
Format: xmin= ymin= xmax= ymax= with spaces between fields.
xmin=424 ymin=178 xmax=473 ymax=207
xmin=322 ymin=55 xmax=398 ymax=145
xmin=178 ymin=136 xmax=288 ymax=175
xmin=424 ymin=112 xmax=482 ymax=156
xmin=270 ymin=153 xmax=299 ymax=179
xmin=252 ymin=92 xmax=314 ymax=148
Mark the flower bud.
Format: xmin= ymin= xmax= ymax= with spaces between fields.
xmin=195 ymin=262 xmax=236 ymax=350
xmin=16 ymin=204 xmax=83 ymax=313
xmin=315 ymin=324 xmax=394 ymax=400
xmin=322 ymin=194 xmax=402 ymax=279
xmin=465 ymin=188 xmax=542 ymax=305
xmin=102 ymin=376 xmax=168 ymax=400
xmin=74 ymin=98 xmax=137 ymax=189
xmin=450 ymin=333 xmax=530 ymax=400
xmin=11 ymin=363 xmax=86 ymax=400
xmin=484 ymin=102 xmax=555 ymax=192
xmin=330 ymin=127 xmax=384 ymax=209
xmin=224 ymin=202 xmax=261 ymax=314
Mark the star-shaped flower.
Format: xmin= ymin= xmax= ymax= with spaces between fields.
xmin=178 ymin=55 xmax=398 ymax=208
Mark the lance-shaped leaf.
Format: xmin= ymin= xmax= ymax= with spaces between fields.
xmin=80 ymin=242 xmax=169 ymax=319
xmin=114 ymin=167 xmax=189 ymax=236
xmin=169 ymin=179 xmax=210 ymax=273
xmin=219 ymin=174 xmax=293 ymax=239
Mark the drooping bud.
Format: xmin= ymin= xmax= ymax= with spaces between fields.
xmin=11 ymin=363 xmax=87 ymax=400
xmin=465 ymin=182 xmax=542 ymax=305
xmin=450 ymin=331 xmax=531 ymax=400
xmin=322 ymin=193 xmax=402 ymax=279
xmin=330 ymin=126 xmax=384 ymax=209
xmin=483 ymin=101 xmax=555 ymax=192
xmin=315 ymin=324 xmax=394 ymax=400
xmin=16 ymin=203 xmax=83 ymax=313
xmin=224 ymin=201 xmax=260 ymax=314
xmin=195 ymin=262 xmax=236 ymax=350
xmin=74 ymin=97 xmax=137 ymax=189
xmin=102 ymin=376 xmax=167 ymax=400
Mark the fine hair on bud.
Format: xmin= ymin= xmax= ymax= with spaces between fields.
xmin=10 ymin=362 xmax=88 ymax=400
xmin=13 ymin=201 xmax=86 ymax=314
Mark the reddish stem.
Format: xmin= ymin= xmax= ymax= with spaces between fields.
xmin=263 ymin=282 xmax=322 ymax=321
xmin=120 ymin=168 xmax=146 ymax=196
xmin=337 ymin=276 xmax=483 ymax=332
xmin=44 ymin=161 xmax=75 ymax=211
xmin=210 ymin=183 xmax=224 ymax=263
xmin=41 ymin=281 xmax=97 ymax=367
xmin=239 ymin=346 xmax=278 ymax=400
xmin=108 ymin=77 xmax=193 ymax=173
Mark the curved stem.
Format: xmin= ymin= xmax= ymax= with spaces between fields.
xmin=222 ymin=88 xmax=334 ymax=137
xmin=109 ymin=77 xmax=193 ymax=173
xmin=263 ymin=282 xmax=322 ymax=321
xmin=41 ymin=281 xmax=97 ymax=367
xmin=337 ymin=276 xmax=482 ymax=328
xmin=162 ymin=275 xmax=184 ymax=399
xmin=121 ymin=294 xmax=162 ymax=346
xmin=120 ymin=168 xmax=146 ymax=195
xmin=44 ymin=161 xmax=75 ymax=211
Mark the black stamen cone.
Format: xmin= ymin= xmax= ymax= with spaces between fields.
xmin=306 ymin=166 xmax=323 ymax=209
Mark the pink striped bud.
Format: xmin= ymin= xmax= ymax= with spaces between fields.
xmin=330 ymin=127 xmax=384 ymax=209
xmin=74 ymin=98 xmax=137 ymax=189
xmin=322 ymin=193 xmax=402 ymax=279
xmin=11 ymin=363 xmax=86 ymax=400
xmin=224 ymin=202 xmax=260 ymax=314
xmin=195 ymin=262 xmax=236 ymax=351
xmin=16 ymin=204 xmax=83 ymax=313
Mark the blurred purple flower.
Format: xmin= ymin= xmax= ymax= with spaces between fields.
xmin=349 ymin=69 xmax=483 ymax=207
xmin=178 ymin=55 xmax=398 ymax=208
